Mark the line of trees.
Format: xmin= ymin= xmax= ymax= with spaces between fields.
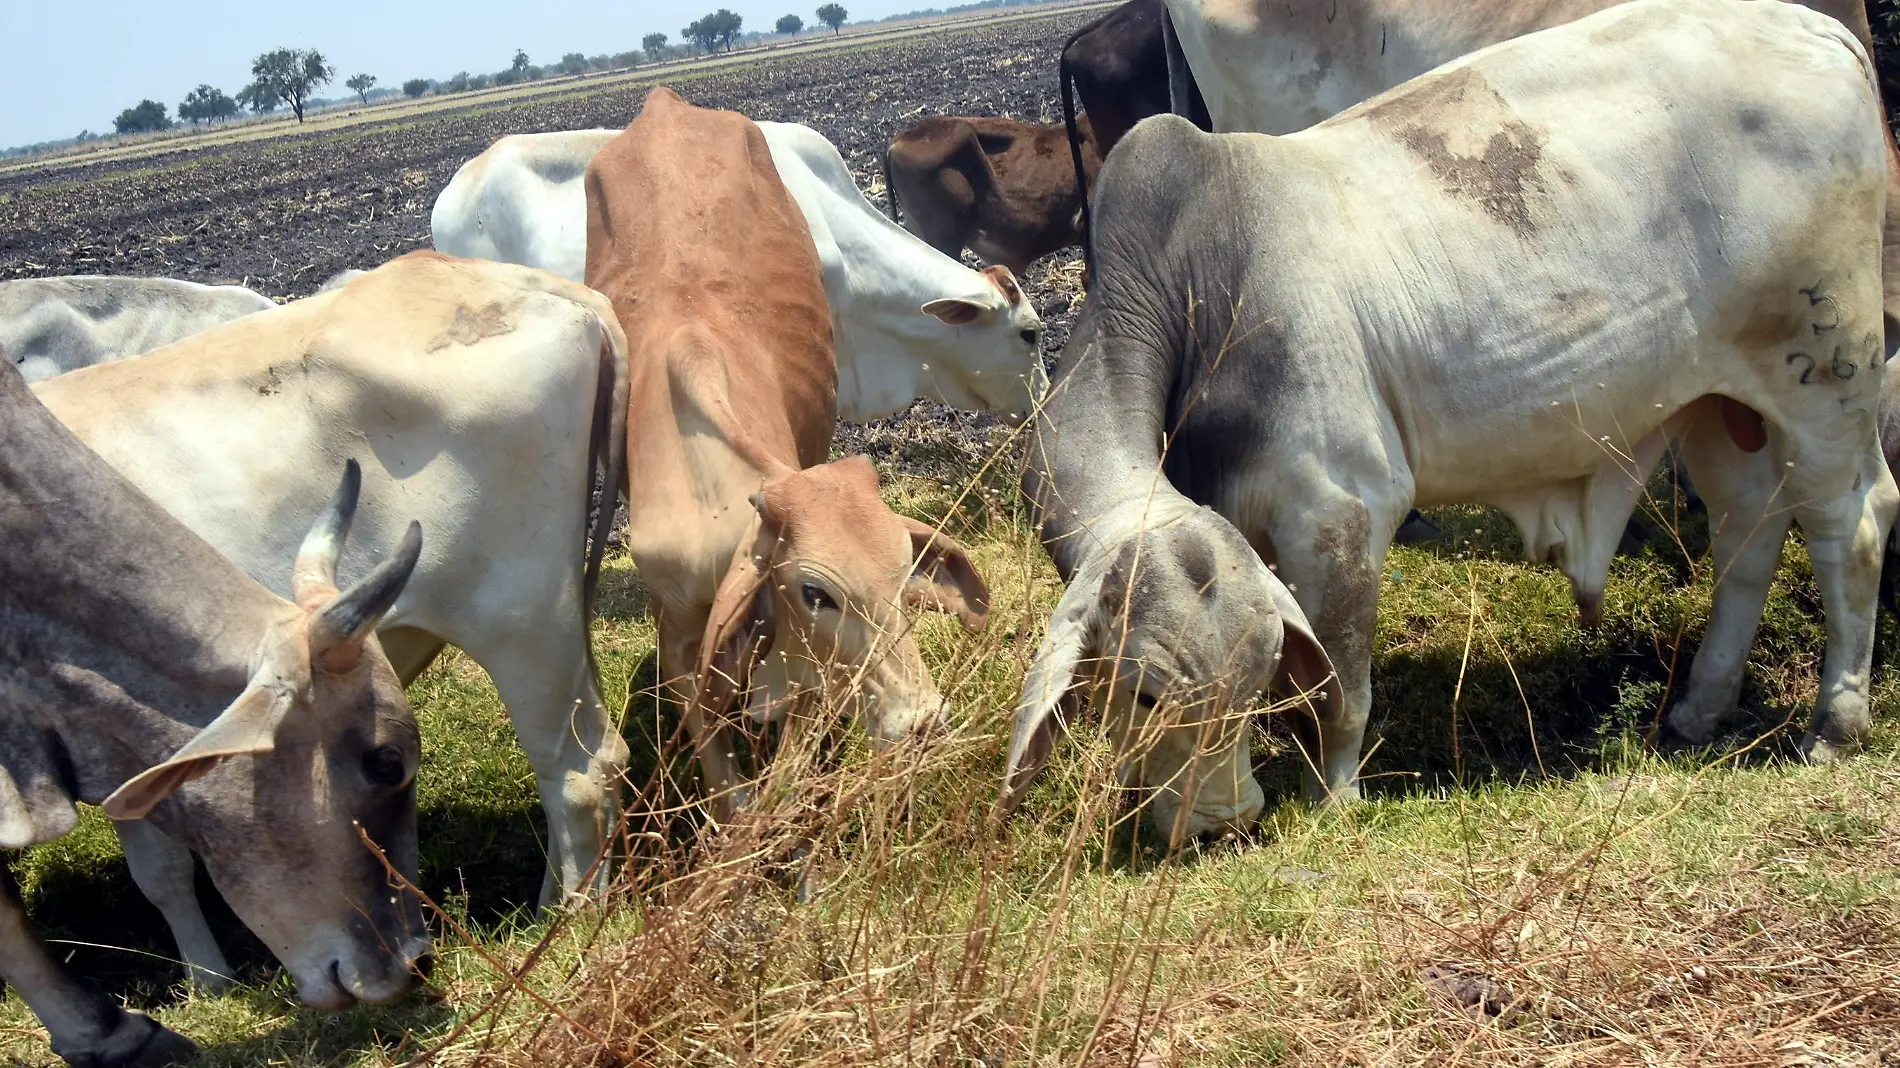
xmin=104 ymin=1 xmax=860 ymax=143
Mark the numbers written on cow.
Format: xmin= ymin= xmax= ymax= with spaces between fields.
xmin=1787 ymin=347 xmax=1856 ymax=385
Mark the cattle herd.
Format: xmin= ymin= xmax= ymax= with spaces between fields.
xmin=3 ymin=0 xmax=1897 ymax=1063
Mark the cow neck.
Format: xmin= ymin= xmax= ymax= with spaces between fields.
xmin=0 ymin=374 xmax=282 ymax=746
xmin=1025 ymin=309 xmax=1198 ymax=582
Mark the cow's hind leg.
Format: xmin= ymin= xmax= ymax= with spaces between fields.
xmin=1666 ymin=399 xmax=1792 ymax=743
xmin=475 ymin=623 xmax=628 ymax=910
xmin=0 ymin=864 xmax=196 ymax=1067
xmin=115 ymin=819 xmax=233 ymax=993
xmin=1789 ymin=438 xmax=1897 ymax=758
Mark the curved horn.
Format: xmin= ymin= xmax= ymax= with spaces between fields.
xmin=291 ymin=459 xmax=362 ymax=605
xmin=308 ymin=521 xmax=423 ymax=667
xmin=1000 ymin=566 xmax=1102 ymax=813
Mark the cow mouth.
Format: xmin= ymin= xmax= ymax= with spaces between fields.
xmin=295 ymin=961 xmax=359 ymax=1011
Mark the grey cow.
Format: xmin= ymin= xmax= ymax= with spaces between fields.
xmin=1004 ymin=0 xmax=1894 ymax=838
xmin=0 ymin=275 xmax=275 ymax=380
xmin=0 ymin=358 xmax=429 ymax=1066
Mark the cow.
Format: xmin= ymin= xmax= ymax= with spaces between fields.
xmin=1003 ymin=0 xmax=1895 ymax=841
xmin=433 ymin=125 xmax=1045 ymax=420
xmin=587 ymin=87 xmax=990 ymax=822
xmin=883 ymin=114 xmax=1100 ymax=277
xmin=32 ymin=251 xmax=629 ymax=993
xmin=2 ymin=357 xmax=427 ymax=1065
xmin=1057 ymin=0 xmax=1211 ymax=274
xmin=0 ymin=275 xmax=275 ymax=381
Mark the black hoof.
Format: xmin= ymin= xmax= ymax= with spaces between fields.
xmin=1392 ymin=509 xmax=1441 ymax=545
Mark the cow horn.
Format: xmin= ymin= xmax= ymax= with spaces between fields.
xmin=291 ymin=460 xmax=362 ymax=606
xmin=308 ymin=521 xmax=423 ymax=667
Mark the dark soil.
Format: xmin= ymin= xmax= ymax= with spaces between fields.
xmin=0 ymin=12 xmax=1099 ymax=476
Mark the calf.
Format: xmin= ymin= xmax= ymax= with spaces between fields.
xmin=884 ymin=114 xmax=1098 ymax=277
xmin=434 ymin=125 xmax=1044 ymax=419
xmin=0 ymin=275 xmax=275 ymax=380
xmin=34 ymin=251 xmax=628 ymax=990
xmin=1007 ymin=0 xmax=1894 ymax=837
xmin=587 ymin=88 xmax=989 ymax=820
xmin=2 ymin=358 xmax=425 ymax=1065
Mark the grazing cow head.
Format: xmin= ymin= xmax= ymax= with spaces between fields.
xmin=1001 ymin=510 xmax=1335 ymax=842
xmin=698 ymin=456 xmax=990 ymax=748
xmin=103 ymin=461 xmax=429 ymax=1010
xmin=920 ymin=265 xmax=1047 ymax=420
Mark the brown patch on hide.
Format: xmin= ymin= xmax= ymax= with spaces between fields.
xmin=1369 ymin=68 xmax=1547 ymax=238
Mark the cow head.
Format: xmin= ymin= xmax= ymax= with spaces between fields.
xmin=1001 ymin=510 xmax=1334 ymax=843
xmin=919 ymin=265 xmax=1047 ymax=420
xmin=104 ymin=461 xmax=428 ymax=1011
xmin=698 ymin=456 xmax=989 ymax=751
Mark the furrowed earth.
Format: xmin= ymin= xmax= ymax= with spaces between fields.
xmin=3 ymin=7 xmax=1897 ymax=1067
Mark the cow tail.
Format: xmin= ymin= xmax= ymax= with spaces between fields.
xmin=1061 ymin=48 xmax=1095 ymax=284
xmin=582 ymin=308 xmax=630 ymax=625
xmin=882 ymin=145 xmax=901 ymax=223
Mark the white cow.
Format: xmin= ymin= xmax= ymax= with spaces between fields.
xmin=433 ymin=123 xmax=1047 ymax=419
xmin=33 ymin=251 xmax=630 ymax=991
xmin=0 ymin=275 xmax=276 ymax=381
xmin=1008 ymin=0 xmax=1895 ymax=835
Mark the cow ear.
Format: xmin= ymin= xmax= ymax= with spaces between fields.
xmin=899 ymin=517 xmax=990 ymax=632
xmin=1265 ymin=579 xmax=1338 ymax=749
xmin=696 ymin=535 xmax=776 ymax=722
xmin=1001 ymin=568 xmax=1101 ymax=814
xmin=921 ymin=297 xmax=984 ymax=326
xmin=102 ymin=684 xmax=295 ymax=821
xmin=978 ymin=264 xmax=1023 ymax=305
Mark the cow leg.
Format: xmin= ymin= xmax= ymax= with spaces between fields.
xmin=1789 ymin=443 xmax=1897 ymax=759
xmin=0 ymin=865 xmax=196 ymax=1068
xmin=474 ymin=626 xmax=628 ymax=909
xmin=1666 ymin=404 xmax=1792 ymax=743
xmin=658 ymin=613 xmax=747 ymax=824
xmin=114 ymin=820 xmax=233 ymax=993
xmin=1262 ymin=490 xmax=1388 ymax=803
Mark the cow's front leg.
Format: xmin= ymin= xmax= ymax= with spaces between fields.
xmin=1262 ymin=492 xmax=1386 ymax=803
xmin=115 ymin=819 xmax=233 ymax=993
xmin=1 ymin=864 xmax=196 ymax=1068
xmin=658 ymin=614 xmax=747 ymax=823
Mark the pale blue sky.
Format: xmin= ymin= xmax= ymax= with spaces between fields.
xmin=0 ymin=0 xmax=928 ymax=148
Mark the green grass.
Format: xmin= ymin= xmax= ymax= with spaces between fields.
xmin=5 ymin=468 xmax=1898 ymax=1066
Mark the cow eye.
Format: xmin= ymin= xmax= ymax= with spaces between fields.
xmin=1020 ymin=329 xmax=1039 ymax=346
xmin=362 ymin=745 xmax=409 ymax=788
xmin=801 ymin=582 xmax=839 ymax=613
xmin=1133 ymin=691 xmax=1160 ymax=710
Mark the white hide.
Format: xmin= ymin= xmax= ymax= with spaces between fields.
xmin=431 ymin=123 xmax=1046 ymax=419
xmin=0 ymin=276 xmax=276 ymax=381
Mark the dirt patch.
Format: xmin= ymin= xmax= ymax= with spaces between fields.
xmin=0 ymin=13 xmax=1100 ymax=481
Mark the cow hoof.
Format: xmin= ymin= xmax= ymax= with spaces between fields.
xmin=1660 ymin=702 xmax=1723 ymax=748
xmin=1800 ymin=733 xmax=1861 ymax=764
xmin=57 ymin=1011 xmax=196 ymax=1068
xmin=1392 ymin=510 xmax=1441 ymax=545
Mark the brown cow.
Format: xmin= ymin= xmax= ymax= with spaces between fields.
xmin=587 ymin=87 xmax=991 ymax=821
xmin=883 ymin=113 xmax=1101 ymax=276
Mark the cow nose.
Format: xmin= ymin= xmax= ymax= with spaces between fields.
xmin=912 ymin=698 xmax=952 ymax=742
xmin=411 ymin=949 xmax=436 ymax=980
